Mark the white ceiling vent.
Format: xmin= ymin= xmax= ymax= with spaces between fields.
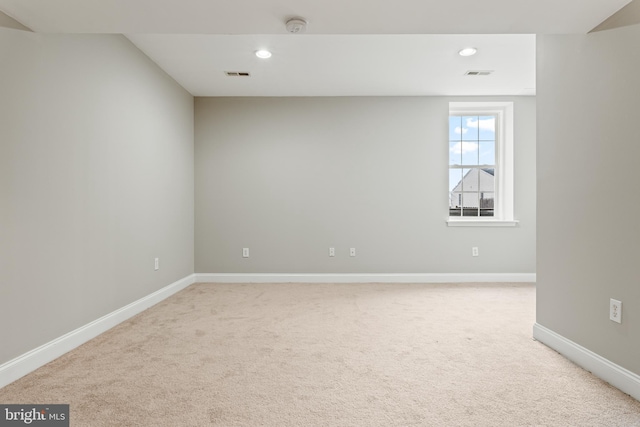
xmin=465 ymin=70 xmax=493 ymax=76
xmin=225 ymin=71 xmax=250 ymax=77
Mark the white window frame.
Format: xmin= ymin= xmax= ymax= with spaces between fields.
xmin=447 ymin=102 xmax=517 ymax=227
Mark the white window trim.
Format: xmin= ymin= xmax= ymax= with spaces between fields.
xmin=446 ymin=101 xmax=518 ymax=227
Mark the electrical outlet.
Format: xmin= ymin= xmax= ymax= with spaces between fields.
xmin=350 ymin=248 xmax=356 ymax=257
xmin=610 ymin=299 xmax=622 ymax=323
xmin=154 ymin=258 xmax=159 ymax=271
xmin=242 ymin=248 xmax=249 ymax=258
xmin=329 ymin=247 xmax=335 ymax=257
xmin=472 ymin=247 xmax=479 ymax=257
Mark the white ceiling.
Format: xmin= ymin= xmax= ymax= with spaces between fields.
xmin=126 ymin=34 xmax=536 ymax=97
xmin=0 ymin=0 xmax=629 ymax=34
xmin=0 ymin=0 xmax=630 ymax=96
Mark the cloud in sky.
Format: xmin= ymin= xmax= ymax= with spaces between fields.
xmin=450 ymin=141 xmax=478 ymax=155
xmin=454 ymin=126 xmax=468 ymax=135
xmin=465 ymin=117 xmax=495 ymax=131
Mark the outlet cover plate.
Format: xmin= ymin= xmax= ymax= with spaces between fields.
xmin=610 ymin=298 xmax=622 ymax=323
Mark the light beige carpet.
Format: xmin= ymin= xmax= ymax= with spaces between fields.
xmin=1 ymin=283 xmax=639 ymax=426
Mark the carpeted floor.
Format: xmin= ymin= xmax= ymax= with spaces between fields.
xmin=1 ymin=282 xmax=639 ymax=426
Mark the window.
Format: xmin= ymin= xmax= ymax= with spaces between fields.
xmin=447 ymin=102 xmax=516 ymax=227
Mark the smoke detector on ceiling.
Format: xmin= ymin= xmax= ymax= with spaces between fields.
xmin=285 ymin=17 xmax=307 ymax=34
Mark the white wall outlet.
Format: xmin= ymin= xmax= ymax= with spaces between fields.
xmin=610 ymin=298 xmax=622 ymax=323
xmin=154 ymin=258 xmax=159 ymax=271
xmin=350 ymin=248 xmax=356 ymax=257
xmin=329 ymin=247 xmax=335 ymax=257
xmin=242 ymin=248 xmax=249 ymax=258
xmin=472 ymin=247 xmax=479 ymax=257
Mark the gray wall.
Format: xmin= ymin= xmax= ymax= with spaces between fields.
xmin=195 ymin=96 xmax=536 ymax=274
xmin=592 ymin=0 xmax=640 ymax=32
xmin=537 ymin=27 xmax=640 ymax=374
xmin=0 ymin=11 xmax=30 ymax=31
xmin=0 ymin=29 xmax=194 ymax=364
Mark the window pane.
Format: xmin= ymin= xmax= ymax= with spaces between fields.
xmin=462 ymin=116 xmax=479 ymax=140
xmin=450 ymin=192 xmax=463 ymax=208
xmin=461 ymin=141 xmax=479 ymax=165
xmin=461 ymin=168 xmax=476 ymax=191
xmin=450 ymin=192 xmax=463 ymax=209
xmin=462 ymin=192 xmax=479 ymax=208
xmin=479 ymin=168 xmax=495 ymax=193
xmin=449 ymin=169 xmax=462 ymax=216
xmin=462 ymin=193 xmax=479 ymax=216
xmin=479 ymin=140 xmax=495 ymax=165
xmin=480 ymin=191 xmax=494 ymax=216
xmin=449 ymin=141 xmax=462 ymax=165
xmin=478 ymin=116 xmax=496 ymax=140
xmin=480 ymin=192 xmax=494 ymax=209
xmin=449 ymin=116 xmax=462 ymax=141
xmin=449 ymin=169 xmax=463 ymax=194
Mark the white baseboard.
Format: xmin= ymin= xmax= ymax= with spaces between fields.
xmin=0 ymin=274 xmax=197 ymax=389
xmin=195 ymin=273 xmax=536 ymax=283
xmin=533 ymin=323 xmax=640 ymax=401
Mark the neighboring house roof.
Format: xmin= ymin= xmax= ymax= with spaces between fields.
xmin=451 ymin=168 xmax=495 ymax=194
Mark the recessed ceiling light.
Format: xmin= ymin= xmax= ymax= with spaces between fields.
xmin=458 ymin=47 xmax=477 ymax=57
xmin=255 ymin=50 xmax=272 ymax=59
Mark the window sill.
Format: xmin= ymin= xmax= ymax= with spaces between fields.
xmin=447 ymin=219 xmax=519 ymax=227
